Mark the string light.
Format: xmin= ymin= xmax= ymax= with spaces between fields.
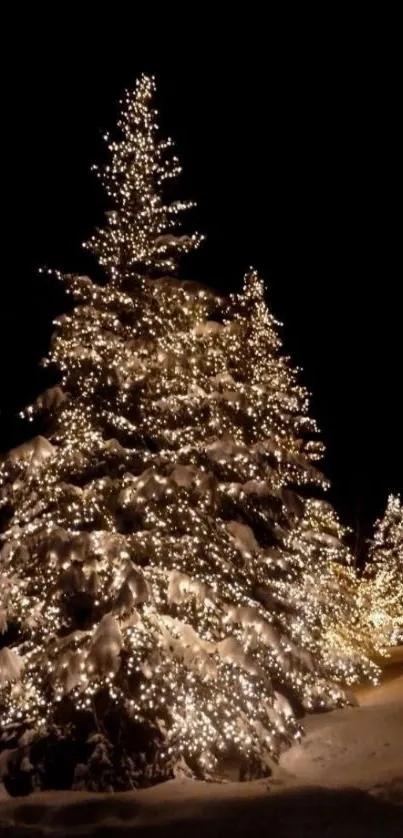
xmin=84 ymin=74 xmax=204 ymax=279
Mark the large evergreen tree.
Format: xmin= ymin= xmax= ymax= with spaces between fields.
xmin=0 ymin=76 xmax=373 ymax=793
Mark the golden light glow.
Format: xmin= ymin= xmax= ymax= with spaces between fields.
xmin=358 ymin=495 xmax=403 ymax=649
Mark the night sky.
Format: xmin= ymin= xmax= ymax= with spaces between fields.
xmin=1 ymin=32 xmax=401 ymax=551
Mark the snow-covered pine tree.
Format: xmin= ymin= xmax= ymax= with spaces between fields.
xmin=0 ymin=76 xmax=372 ymax=793
xmin=216 ymin=272 xmax=378 ymax=694
xmin=272 ymin=499 xmax=379 ymax=689
xmin=359 ymin=495 xmax=403 ymax=648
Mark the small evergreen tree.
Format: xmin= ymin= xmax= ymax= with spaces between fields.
xmin=218 ymin=272 xmax=378 ymax=692
xmin=359 ymin=495 xmax=403 ymax=647
xmin=273 ymin=499 xmax=378 ymax=690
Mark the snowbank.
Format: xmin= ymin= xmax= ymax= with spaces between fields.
xmin=0 ymin=674 xmax=402 ymax=836
xmin=0 ymin=780 xmax=401 ymax=837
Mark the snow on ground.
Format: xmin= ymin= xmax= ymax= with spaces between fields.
xmin=0 ymin=658 xmax=402 ymax=837
xmin=281 ymin=672 xmax=403 ymax=802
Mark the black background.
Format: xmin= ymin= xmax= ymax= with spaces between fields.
xmin=1 ymin=20 xmax=401 ymax=552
